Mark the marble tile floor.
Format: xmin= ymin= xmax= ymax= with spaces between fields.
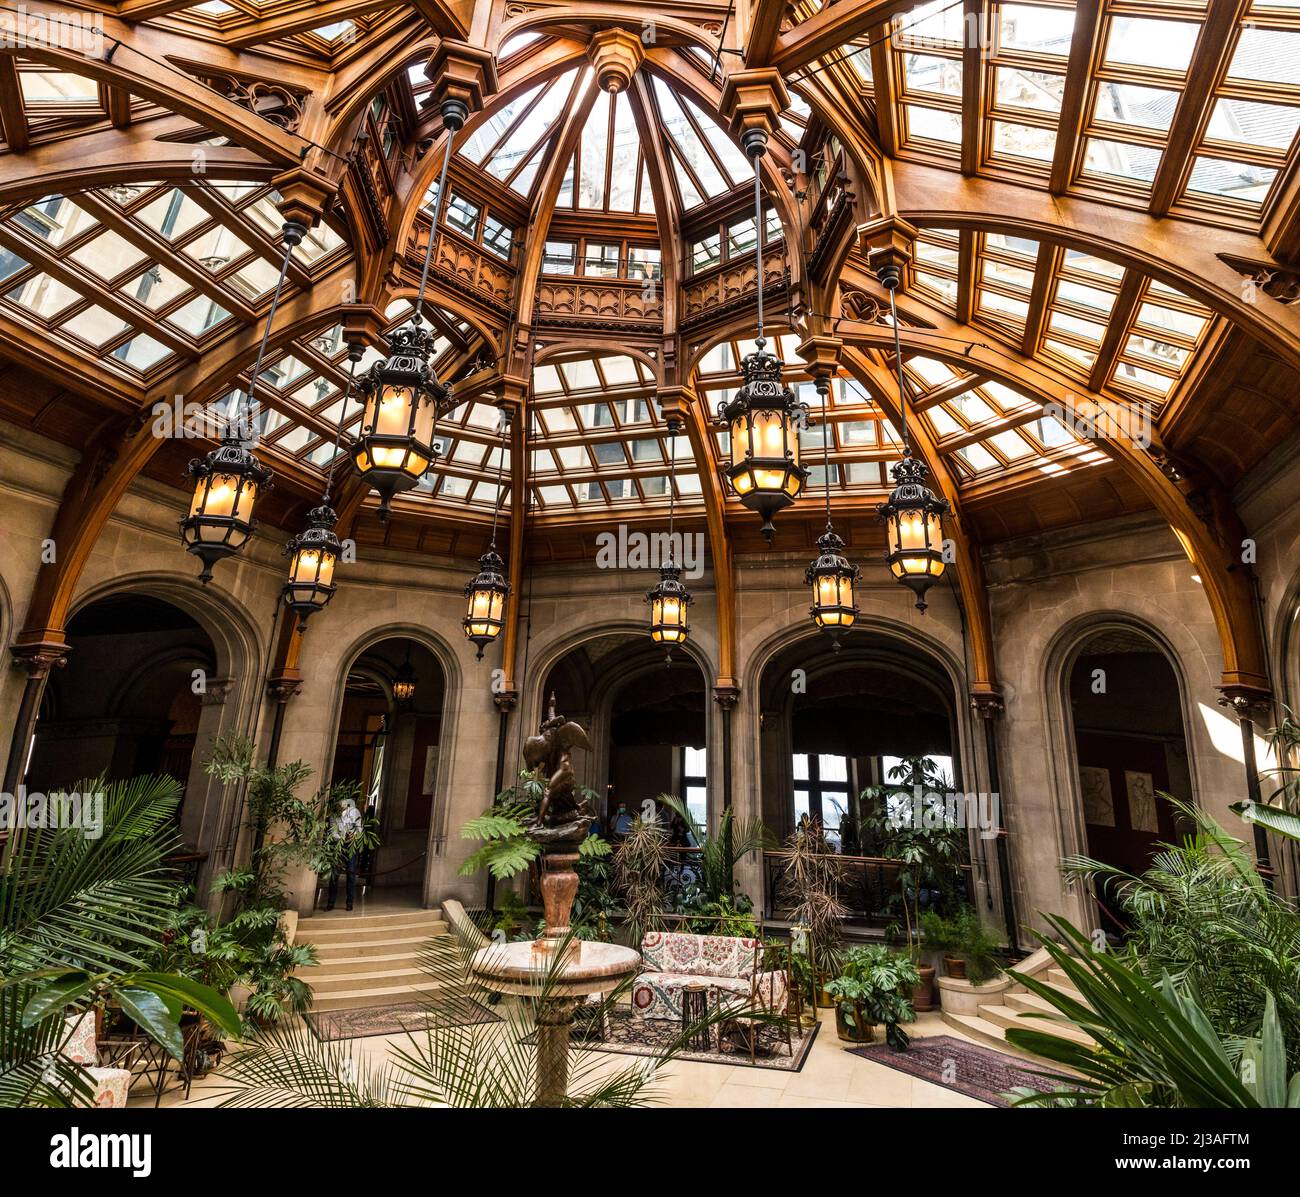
xmin=137 ymin=1007 xmax=996 ymax=1109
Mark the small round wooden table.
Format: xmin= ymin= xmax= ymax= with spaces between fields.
xmin=680 ymin=983 xmax=711 ymax=1051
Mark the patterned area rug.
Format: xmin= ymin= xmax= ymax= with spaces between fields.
xmin=848 ymin=1034 xmax=1048 ymax=1107
xmin=567 ymin=1006 xmax=818 ymax=1072
xmin=305 ymin=998 xmax=500 ymax=1042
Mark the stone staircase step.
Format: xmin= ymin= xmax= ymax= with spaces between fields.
xmin=299 ymin=927 xmax=448 ymax=951
xmin=310 ymin=980 xmax=444 ymax=1012
xmin=297 ymin=951 xmax=425 ymax=978
xmin=940 ymin=1011 xmax=1056 ymax=1066
xmin=297 ymin=916 xmax=448 ymax=940
xmin=306 ymin=966 xmax=430 ymax=994
xmin=979 ymin=1000 xmax=1095 ymax=1047
xmin=306 ymin=933 xmax=448 ymax=960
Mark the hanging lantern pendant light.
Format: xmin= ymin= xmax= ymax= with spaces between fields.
xmin=805 ymin=376 xmax=860 ymax=647
xmin=282 ymin=343 xmax=360 ymax=630
xmin=646 ymin=417 xmax=692 ymax=662
xmin=180 ymin=222 xmax=303 ymax=582
xmin=393 ymin=642 xmax=418 ymax=705
xmin=463 ymin=409 xmax=512 ymax=660
xmin=350 ymin=98 xmax=468 ymax=522
xmin=717 ymin=129 xmax=807 ymax=544
xmin=875 ymin=264 xmax=951 ymax=612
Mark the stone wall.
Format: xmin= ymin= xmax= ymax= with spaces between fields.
xmin=1 ymin=417 xmax=1292 ymax=927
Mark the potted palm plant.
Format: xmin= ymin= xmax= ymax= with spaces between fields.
xmin=861 ymin=756 xmax=969 ymax=1012
xmin=776 ymin=819 xmax=847 ymax=1006
xmin=825 ymin=946 xmax=921 ymax=1049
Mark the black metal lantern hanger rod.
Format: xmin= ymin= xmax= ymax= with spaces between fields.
xmin=413 ymin=102 xmax=463 ymax=330
xmin=489 ymin=409 xmax=509 ymax=552
xmin=753 ymin=162 xmax=765 ymax=347
xmin=666 ymin=419 xmax=678 ymax=567
xmin=818 ymin=375 xmax=832 ymax=531
xmin=885 ymin=281 xmax=912 ymax=460
xmin=322 ymin=347 xmax=362 ymax=506
xmin=236 ymin=220 xmax=303 ymax=439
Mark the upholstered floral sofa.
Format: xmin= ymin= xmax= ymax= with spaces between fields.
xmin=631 ymin=931 xmax=787 ymax=1021
xmin=62 ymin=1012 xmax=131 ymax=1108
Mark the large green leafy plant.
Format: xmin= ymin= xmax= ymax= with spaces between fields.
xmin=824 ymin=945 xmax=921 ymax=1050
xmin=1007 ymin=916 xmax=1300 ymax=1108
xmin=1233 ymin=708 xmax=1300 ymax=844
xmin=920 ymin=905 xmax=1003 ymax=985
xmin=659 ymin=794 xmax=770 ymax=933
xmin=861 ymin=755 xmax=968 ymax=960
xmin=1063 ymin=800 xmax=1300 ymax=1072
xmin=0 ymin=775 xmax=239 ymax=1107
xmin=460 ymin=771 xmax=609 ymax=881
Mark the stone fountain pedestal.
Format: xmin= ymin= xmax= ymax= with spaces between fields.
xmin=471 ymin=939 xmax=640 ymax=1107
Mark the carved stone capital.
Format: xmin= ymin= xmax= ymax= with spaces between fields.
xmin=859 ymin=214 xmax=919 ymax=277
xmin=718 ymin=68 xmax=790 ymax=149
xmin=588 ymin=28 xmax=645 ymax=94
xmin=493 ymin=687 xmax=519 ymax=713
xmin=340 ymin=302 xmax=389 ymax=350
xmin=267 ymin=673 xmax=303 ymax=704
xmin=9 ymin=640 xmax=69 ymax=680
xmin=656 ymin=385 xmax=692 ymax=430
xmin=425 ymin=40 xmax=499 ymax=116
xmin=969 ymin=687 xmax=1005 ymax=720
xmin=1217 ymin=684 xmax=1273 ymax=722
xmin=201 ymin=676 xmax=235 ymax=707
xmin=712 ymin=683 xmax=740 ymax=711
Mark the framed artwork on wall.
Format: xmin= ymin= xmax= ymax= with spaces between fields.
xmin=1125 ymin=770 xmax=1158 ymax=833
xmin=1079 ymin=765 xmax=1115 ymax=827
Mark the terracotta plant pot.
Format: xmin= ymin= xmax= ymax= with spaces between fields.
xmin=944 ymin=954 xmax=967 ymax=979
xmin=912 ymin=964 xmax=936 ymax=1011
xmin=834 ymin=1003 xmax=875 ymax=1043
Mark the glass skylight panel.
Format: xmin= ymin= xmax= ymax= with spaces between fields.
xmin=1093 ymin=82 xmax=1180 ymax=131
xmin=138 ymin=190 xmax=207 ymax=242
xmin=1186 ymin=157 xmax=1278 ymax=204
xmin=1226 ymin=26 xmax=1300 ymax=85
xmin=165 ymin=295 xmax=229 ymax=336
xmin=578 ymin=95 xmax=610 ymax=209
xmin=997 ymin=4 xmax=1076 ymax=54
xmin=992 ymin=121 xmax=1057 ymax=161
xmin=69 ymin=231 xmax=147 ymax=280
xmin=906 ymin=105 xmax=962 ymax=144
xmin=1205 ymin=98 xmax=1300 ymax=150
xmin=7 ymin=273 xmax=79 ymax=319
xmin=1082 ymin=138 xmax=1161 ymax=184
xmin=995 ymin=68 xmax=1067 ymax=114
xmin=60 ymin=307 xmax=129 ymax=348
xmin=686 ymin=97 xmax=752 ymax=185
xmin=1103 ymin=18 xmax=1201 ymax=73
xmin=903 ymin=54 xmax=962 ymax=98
xmin=606 ymin=93 xmax=639 ymax=212
xmin=903 ymin=0 xmax=969 ymax=46
xmin=113 ymin=334 xmax=171 ymax=372
xmin=20 ymin=71 xmax=98 ymax=104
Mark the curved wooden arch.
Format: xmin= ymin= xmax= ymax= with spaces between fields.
xmin=896 ymin=176 xmax=1300 ymax=375
xmin=839 ymin=345 xmax=1000 ymax=700
xmin=836 ymin=320 xmax=1269 ymax=696
xmin=495 ymin=8 xmax=713 ymax=53
xmin=532 ymin=340 xmax=662 ymax=379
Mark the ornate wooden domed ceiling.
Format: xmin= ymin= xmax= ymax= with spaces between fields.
xmin=0 ymin=0 xmax=1297 ymax=590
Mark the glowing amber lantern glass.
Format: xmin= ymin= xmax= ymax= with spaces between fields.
xmin=350 ymin=325 xmax=446 ymax=520
xmin=805 ymin=529 xmax=860 ymax=647
xmin=718 ymin=341 xmax=808 ymax=542
xmin=646 ymin=564 xmax=691 ymax=648
xmin=282 ymin=505 xmax=341 ymax=629
xmin=878 ymin=455 xmax=950 ymax=612
xmin=180 ymin=439 xmax=273 ymax=583
xmin=463 ymin=549 xmax=510 ymax=660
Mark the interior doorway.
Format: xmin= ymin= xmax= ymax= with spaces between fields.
xmin=1068 ymin=626 xmax=1194 ymax=931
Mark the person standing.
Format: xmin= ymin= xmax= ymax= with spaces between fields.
xmin=326 ymin=797 xmax=363 ymax=911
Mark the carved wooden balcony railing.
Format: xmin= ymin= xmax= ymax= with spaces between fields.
xmin=681 ymin=248 xmax=789 ymax=332
xmin=534 ymin=276 xmax=664 ymax=330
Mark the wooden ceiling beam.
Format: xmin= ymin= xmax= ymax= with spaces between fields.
xmin=1148 ymin=0 xmax=1253 ymax=217
xmin=892 ymin=160 xmax=1300 ymax=374
xmin=0 ymin=56 xmax=30 ymax=152
xmin=1048 ymin=0 xmax=1102 ymax=196
xmin=1086 ymin=268 xmax=1143 ymax=393
xmin=225 ymin=0 xmax=407 ymax=51
xmin=1020 ymin=241 xmax=1059 ymax=358
xmin=771 ymin=1 xmax=918 ymax=76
